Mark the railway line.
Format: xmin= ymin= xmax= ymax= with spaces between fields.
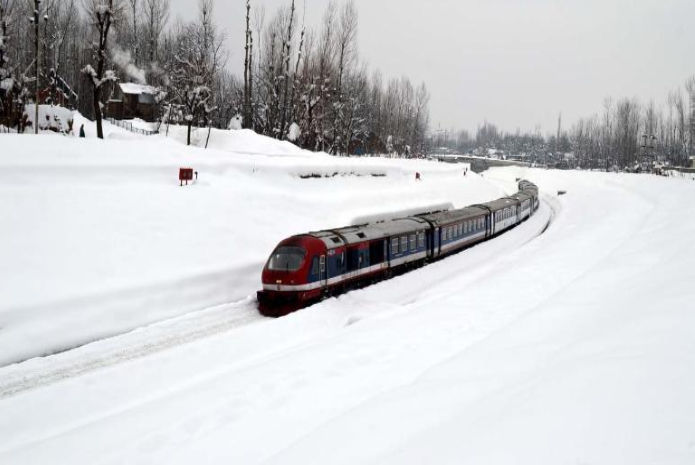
xmin=0 ymin=191 xmax=555 ymax=400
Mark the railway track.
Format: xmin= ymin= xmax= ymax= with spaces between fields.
xmin=0 ymin=197 xmax=556 ymax=400
xmin=0 ymin=298 xmax=263 ymax=399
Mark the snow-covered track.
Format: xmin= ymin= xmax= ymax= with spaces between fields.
xmin=0 ymin=298 xmax=263 ymax=399
xmin=0 ymin=195 xmax=555 ymax=400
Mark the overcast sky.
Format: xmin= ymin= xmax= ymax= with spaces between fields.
xmin=169 ymin=0 xmax=695 ymax=134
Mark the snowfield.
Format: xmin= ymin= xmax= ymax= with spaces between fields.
xmin=0 ymin=124 xmax=494 ymax=365
xmin=1 ymin=119 xmax=695 ymax=464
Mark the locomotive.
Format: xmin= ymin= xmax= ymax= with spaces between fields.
xmin=257 ymin=180 xmax=539 ymax=316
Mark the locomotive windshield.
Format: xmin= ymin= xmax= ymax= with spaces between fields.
xmin=268 ymin=246 xmax=306 ymax=271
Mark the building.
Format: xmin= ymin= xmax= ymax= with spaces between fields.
xmin=690 ymin=156 xmax=695 ymax=168
xmin=106 ymin=83 xmax=158 ymax=122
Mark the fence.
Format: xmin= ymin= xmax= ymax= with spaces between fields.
xmin=106 ymin=118 xmax=159 ymax=136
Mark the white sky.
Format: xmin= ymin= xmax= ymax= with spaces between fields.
xmin=168 ymin=0 xmax=695 ymax=134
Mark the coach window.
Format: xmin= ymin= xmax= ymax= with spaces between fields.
xmin=459 ymin=223 xmax=463 ymax=236
xmin=410 ymin=235 xmax=416 ymax=250
xmin=418 ymin=233 xmax=425 ymax=248
xmin=311 ymin=257 xmax=320 ymax=276
xmin=391 ymin=237 xmax=399 ymax=254
xmin=442 ymin=227 xmax=447 ymax=241
xmin=401 ymin=236 xmax=408 ymax=252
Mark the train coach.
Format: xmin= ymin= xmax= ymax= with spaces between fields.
xmin=257 ymin=180 xmax=540 ymax=316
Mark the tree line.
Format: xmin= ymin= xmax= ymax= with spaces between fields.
xmin=434 ymin=79 xmax=695 ymax=170
xmin=569 ymin=82 xmax=694 ymax=169
xmin=0 ymin=0 xmax=430 ymax=155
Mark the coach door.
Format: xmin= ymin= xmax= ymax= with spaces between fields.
xmin=320 ymin=255 xmax=327 ymax=288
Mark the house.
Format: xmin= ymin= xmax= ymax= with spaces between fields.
xmin=106 ymin=83 xmax=158 ymax=122
xmin=690 ymin=156 xmax=695 ymax=168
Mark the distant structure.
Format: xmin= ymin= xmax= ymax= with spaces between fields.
xmin=106 ymin=83 xmax=158 ymax=122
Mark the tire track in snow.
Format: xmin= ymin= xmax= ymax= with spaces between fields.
xmin=0 ymin=299 xmax=264 ymax=399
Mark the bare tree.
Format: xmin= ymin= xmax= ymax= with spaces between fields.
xmin=243 ymin=0 xmax=251 ymax=128
xmin=82 ymin=0 xmax=124 ymax=139
xmin=277 ymin=0 xmax=296 ymax=139
xmin=143 ymin=0 xmax=169 ymax=64
xmin=126 ymin=0 xmax=139 ymax=64
xmin=685 ymin=77 xmax=695 ymax=159
xmin=168 ymin=0 xmax=226 ymax=145
xmin=333 ymin=0 xmax=357 ymax=153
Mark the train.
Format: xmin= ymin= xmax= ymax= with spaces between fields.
xmin=257 ymin=180 xmax=539 ymax=316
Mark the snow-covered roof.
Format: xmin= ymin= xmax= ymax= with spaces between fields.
xmin=308 ymin=218 xmax=431 ymax=248
xmin=119 ymin=83 xmax=156 ymax=95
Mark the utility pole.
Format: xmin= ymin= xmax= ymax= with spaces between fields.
xmin=33 ymin=0 xmax=41 ymax=134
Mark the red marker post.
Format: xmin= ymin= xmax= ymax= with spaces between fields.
xmin=179 ymin=168 xmax=194 ymax=186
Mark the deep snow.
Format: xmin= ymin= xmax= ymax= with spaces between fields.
xmin=0 ymin=124 xmax=494 ymax=365
xmin=2 ymin=118 xmax=695 ymax=465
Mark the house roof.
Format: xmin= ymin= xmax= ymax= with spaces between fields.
xmin=119 ymin=82 xmax=156 ymax=95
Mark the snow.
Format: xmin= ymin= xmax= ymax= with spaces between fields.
xmin=119 ymin=82 xmax=156 ymax=95
xmin=2 ymin=123 xmax=695 ymax=464
xmin=23 ymin=104 xmax=74 ymax=132
xmin=288 ymin=122 xmax=301 ymax=141
xmin=0 ymin=76 xmax=13 ymax=91
xmin=228 ymin=114 xmax=243 ymax=130
xmin=0 ymin=121 xmax=498 ymax=365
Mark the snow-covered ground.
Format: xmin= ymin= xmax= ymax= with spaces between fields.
xmin=2 ymin=119 xmax=695 ymax=464
xmin=0 ymin=123 xmax=487 ymax=365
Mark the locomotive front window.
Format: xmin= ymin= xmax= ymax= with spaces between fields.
xmin=268 ymin=246 xmax=306 ymax=271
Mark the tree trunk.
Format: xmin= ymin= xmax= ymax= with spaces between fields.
xmin=187 ymin=121 xmax=192 ymax=146
xmin=94 ymin=86 xmax=103 ymax=139
xmin=279 ymin=0 xmax=295 ymax=140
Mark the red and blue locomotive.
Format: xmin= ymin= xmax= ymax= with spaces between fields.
xmin=257 ymin=180 xmax=539 ymax=316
